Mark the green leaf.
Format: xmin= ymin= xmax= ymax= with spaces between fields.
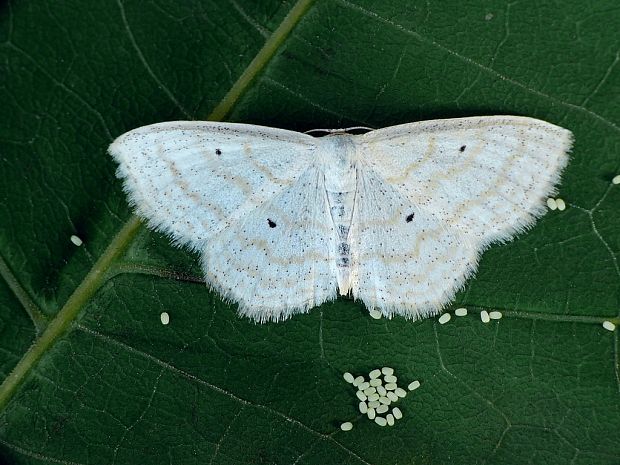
xmin=1 ymin=0 xmax=619 ymax=464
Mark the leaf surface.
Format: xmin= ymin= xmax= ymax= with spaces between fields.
xmin=1 ymin=1 xmax=619 ymax=464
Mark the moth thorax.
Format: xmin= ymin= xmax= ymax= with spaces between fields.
xmin=322 ymin=134 xmax=357 ymax=193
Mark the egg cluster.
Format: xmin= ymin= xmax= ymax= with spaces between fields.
xmin=437 ymin=307 xmax=502 ymax=325
xmin=340 ymin=367 xmax=420 ymax=430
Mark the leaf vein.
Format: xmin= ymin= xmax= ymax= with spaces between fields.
xmin=76 ymin=324 xmax=374 ymax=465
xmin=115 ymin=0 xmax=192 ymax=119
xmin=336 ymin=0 xmax=620 ymax=133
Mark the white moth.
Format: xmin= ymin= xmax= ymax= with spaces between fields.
xmin=109 ymin=116 xmax=572 ymax=322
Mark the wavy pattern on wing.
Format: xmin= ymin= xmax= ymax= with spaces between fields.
xmin=349 ymin=167 xmax=478 ymax=319
xmin=204 ymin=167 xmax=338 ymax=322
xmin=109 ymin=121 xmax=318 ymax=250
xmin=359 ymin=116 xmax=572 ymax=248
